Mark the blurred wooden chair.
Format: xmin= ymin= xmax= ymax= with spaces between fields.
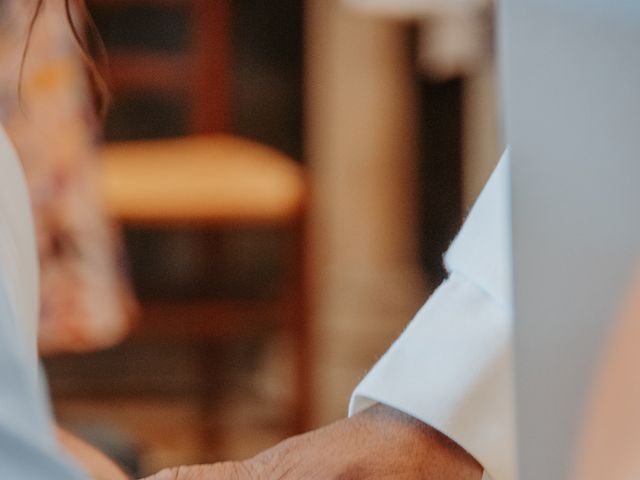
xmin=90 ymin=0 xmax=310 ymax=439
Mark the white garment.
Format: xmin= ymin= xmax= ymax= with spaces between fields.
xmin=0 ymin=127 xmax=40 ymax=367
xmin=350 ymin=154 xmax=513 ymax=480
xmin=0 ymin=125 xmax=83 ymax=478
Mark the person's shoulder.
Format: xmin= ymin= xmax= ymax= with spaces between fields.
xmin=0 ymin=122 xmax=40 ymax=354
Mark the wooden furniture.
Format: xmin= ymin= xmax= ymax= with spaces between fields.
xmin=100 ymin=136 xmax=305 ymax=226
xmin=91 ymin=0 xmax=231 ymax=135
xmin=89 ymin=0 xmax=311 ymax=443
xmin=99 ymin=135 xmax=309 ymax=435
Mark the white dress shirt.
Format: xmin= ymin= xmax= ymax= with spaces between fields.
xmin=350 ymin=154 xmax=514 ymax=480
xmin=0 ymin=125 xmax=83 ymax=478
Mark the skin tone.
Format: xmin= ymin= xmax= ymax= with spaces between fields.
xmin=142 ymin=404 xmax=483 ymax=480
xmin=571 ymin=271 xmax=640 ymax=480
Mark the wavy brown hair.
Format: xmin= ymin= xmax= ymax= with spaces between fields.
xmin=21 ymin=0 xmax=109 ymax=116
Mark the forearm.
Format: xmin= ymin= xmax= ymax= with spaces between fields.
xmin=145 ymin=404 xmax=482 ymax=480
xmin=255 ymin=404 xmax=482 ymax=479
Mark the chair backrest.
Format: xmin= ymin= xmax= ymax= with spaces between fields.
xmin=89 ymin=0 xmax=231 ymax=138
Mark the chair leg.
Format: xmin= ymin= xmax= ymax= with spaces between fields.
xmin=198 ymin=340 xmax=225 ymax=461
xmin=290 ymin=216 xmax=311 ymax=434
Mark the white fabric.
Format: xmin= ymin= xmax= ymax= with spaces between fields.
xmin=0 ymin=124 xmax=83 ymax=478
xmin=0 ymin=127 xmax=40 ymax=365
xmin=350 ymin=153 xmax=514 ymax=480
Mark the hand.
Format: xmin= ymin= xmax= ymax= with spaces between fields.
xmin=142 ymin=404 xmax=482 ymax=479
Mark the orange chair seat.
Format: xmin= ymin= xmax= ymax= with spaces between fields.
xmin=100 ymin=135 xmax=305 ymax=226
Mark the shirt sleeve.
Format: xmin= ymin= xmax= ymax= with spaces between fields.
xmin=0 ymin=126 xmax=84 ymax=478
xmin=349 ymin=153 xmax=514 ymax=480
xmin=0 ymin=272 xmax=85 ymax=479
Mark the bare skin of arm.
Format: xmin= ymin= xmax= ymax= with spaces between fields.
xmin=143 ymin=404 xmax=483 ymax=480
xmin=56 ymin=426 xmax=130 ymax=480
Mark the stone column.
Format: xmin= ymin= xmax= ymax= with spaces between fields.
xmin=306 ymin=0 xmax=428 ymax=425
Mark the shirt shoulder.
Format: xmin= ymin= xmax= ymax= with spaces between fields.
xmin=445 ymin=151 xmax=512 ymax=307
xmin=0 ymin=125 xmax=82 ymax=478
xmin=0 ymin=125 xmax=40 ymax=356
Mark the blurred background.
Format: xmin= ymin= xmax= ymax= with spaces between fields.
xmin=13 ymin=0 xmax=499 ymax=476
